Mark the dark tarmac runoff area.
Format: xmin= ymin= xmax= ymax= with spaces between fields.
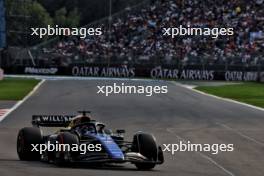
xmin=0 ymin=79 xmax=264 ymax=176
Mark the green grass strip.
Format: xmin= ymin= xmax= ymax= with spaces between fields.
xmin=0 ymin=78 xmax=40 ymax=100
xmin=195 ymin=82 xmax=264 ymax=108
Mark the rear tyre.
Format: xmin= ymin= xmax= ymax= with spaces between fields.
xmin=54 ymin=132 xmax=79 ymax=166
xmin=158 ymin=146 xmax=164 ymax=164
xmin=17 ymin=127 xmax=43 ymax=161
xmin=132 ymin=132 xmax=158 ymax=170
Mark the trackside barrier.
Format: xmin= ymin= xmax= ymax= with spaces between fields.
xmin=0 ymin=68 xmax=3 ymax=80
xmin=2 ymin=64 xmax=264 ymax=82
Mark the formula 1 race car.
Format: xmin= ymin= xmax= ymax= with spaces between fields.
xmin=17 ymin=111 xmax=164 ymax=170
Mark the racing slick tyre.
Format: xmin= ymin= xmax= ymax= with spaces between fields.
xmin=132 ymin=132 xmax=158 ymax=170
xmin=54 ymin=132 xmax=79 ymax=166
xmin=17 ymin=127 xmax=43 ymax=161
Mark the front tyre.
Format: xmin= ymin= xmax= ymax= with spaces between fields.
xmin=132 ymin=132 xmax=158 ymax=170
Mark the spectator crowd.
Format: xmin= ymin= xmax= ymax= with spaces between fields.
xmin=38 ymin=0 xmax=264 ymax=66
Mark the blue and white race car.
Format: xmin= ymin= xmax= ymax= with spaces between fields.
xmin=17 ymin=111 xmax=164 ymax=170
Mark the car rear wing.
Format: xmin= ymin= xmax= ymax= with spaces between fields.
xmin=32 ymin=115 xmax=75 ymax=127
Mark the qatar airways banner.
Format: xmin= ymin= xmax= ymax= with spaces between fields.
xmin=224 ymin=71 xmax=258 ymax=81
xmin=150 ymin=66 xmax=215 ymax=80
xmin=71 ymin=66 xmax=216 ymax=80
xmin=71 ymin=66 xmax=262 ymax=81
xmin=149 ymin=66 xmax=260 ymax=81
xmin=71 ymin=66 xmax=135 ymax=78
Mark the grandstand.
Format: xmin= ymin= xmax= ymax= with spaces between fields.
xmin=24 ymin=0 xmax=264 ymax=68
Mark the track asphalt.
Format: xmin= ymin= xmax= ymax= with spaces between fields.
xmin=0 ymin=79 xmax=263 ymax=176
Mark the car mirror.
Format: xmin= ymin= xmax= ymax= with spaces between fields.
xmin=104 ymin=129 xmax=113 ymax=135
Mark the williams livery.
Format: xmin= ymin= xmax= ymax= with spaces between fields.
xmin=17 ymin=111 xmax=164 ymax=170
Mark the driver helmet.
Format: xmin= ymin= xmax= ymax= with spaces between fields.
xmin=69 ymin=115 xmax=91 ymax=127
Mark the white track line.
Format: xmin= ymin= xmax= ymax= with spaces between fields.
xmin=0 ymin=79 xmax=45 ymax=123
xmin=174 ymin=82 xmax=264 ymax=112
xmin=217 ymin=123 xmax=264 ymax=147
xmin=197 ymin=152 xmax=235 ymax=176
xmin=166 ymin=128 xmax=235 ymax=176
xmin=6 ymin=74 xmax=167 ymax=82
